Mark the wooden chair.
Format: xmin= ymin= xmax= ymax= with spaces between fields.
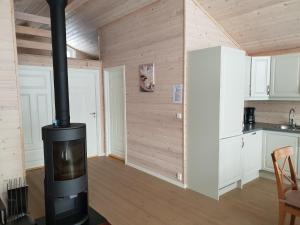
xmin=272 ymin=146 xmax=300 ymax=225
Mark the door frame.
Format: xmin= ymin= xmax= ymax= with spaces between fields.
xmin=103 ymin=65 xmax=127 ymax=163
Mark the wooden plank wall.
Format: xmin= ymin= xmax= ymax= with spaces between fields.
xmin=183 ymin=0 xmax=240 ymax=183
xmin=0 ymin=0 xmax=24 ymax=198
xmin=100 ymin=0 xmax=185 ymax=184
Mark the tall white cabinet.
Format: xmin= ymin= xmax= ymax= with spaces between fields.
xmin=186 ymin=46 xmax=245 ymax=200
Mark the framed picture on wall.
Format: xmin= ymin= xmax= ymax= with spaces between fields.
xmin=139 ymin=63 xmax=155 ymax=92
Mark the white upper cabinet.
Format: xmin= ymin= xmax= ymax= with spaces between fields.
xmin=270 ymin=54 xmax=300 ymax=99
xmin=244 ymin=56 xmax=252 ymax=100
xmin=250 ymin=56 xmax=271 ymax=100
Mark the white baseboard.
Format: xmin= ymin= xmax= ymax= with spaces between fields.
xmin=96 ymin=152 xmax=106 ymax=157
xmin=259 ymin=170 xmax=276 ymax=181
xmin=260 ymin=170 xmax=300 ymax=182
xmin=242 ymin=171 xmax=260 ymax=186
xmin=218 ymin=172 xmax=260 ymax=197
xmin=126 ymin=162 xmax=187 ymax=189
xmin=219 ymin=182 xmax=240 ymax=197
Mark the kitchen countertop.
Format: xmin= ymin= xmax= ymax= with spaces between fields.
xmin=243 ymin=122 xmax=300 ymax=134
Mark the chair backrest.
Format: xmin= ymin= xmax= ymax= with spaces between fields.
xmin=271 ymin=146 xmax=298 ymax=200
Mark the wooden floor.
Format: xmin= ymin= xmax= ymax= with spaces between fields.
xmin=27 ymin=157 xmax=299 ymax=225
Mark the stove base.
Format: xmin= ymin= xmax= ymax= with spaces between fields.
xmin=35 ymin=207 xmax=110 ymax=225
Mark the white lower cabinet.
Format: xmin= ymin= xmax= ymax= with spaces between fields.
xmin=242 ymin=131 xmax=262 ymax=185
xmin=263 ymin=131 xmax=298 ymax=174
xmin=219 ymin=136 xmax=242 ymax=189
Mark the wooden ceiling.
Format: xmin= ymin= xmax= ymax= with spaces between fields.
xmin=196 ymin=0 xmax=300 ymax=55
xmin=14 ymin=0 xmax=157 ymax=58
xmin=14 ymin=0 xmax=300 ymax=56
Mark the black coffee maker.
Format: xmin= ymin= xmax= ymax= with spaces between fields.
xmin=244 ymin=107 xmax=256 ymax=124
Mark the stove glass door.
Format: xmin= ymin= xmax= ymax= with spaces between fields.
xmin=53 ymin=139 xmax=85 ymax=181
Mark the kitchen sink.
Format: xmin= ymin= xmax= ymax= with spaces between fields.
xmin=278 ymin=124 xmax=300 ymax=131
xmin=280 ymin=124 xmax=290 ymax=130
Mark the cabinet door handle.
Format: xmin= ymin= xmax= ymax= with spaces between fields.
xmin=267 ymin=85 xmax=270 ymax=95
xmin=242 ymin=139 xmax=245 ymax=148
xmin=252 ymin=132 xmax=256 ymax=135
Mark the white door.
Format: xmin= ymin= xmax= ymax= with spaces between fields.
xmin=263 ymin=131 xmax=298 ymax=173
xmin=68 ymin=69 xmax=100 ymax=157
xmin=270 ymin=54 xmax=300 ymax=98
xmin=19 ymin=66 xmax=53 ymax=169
xmin=19 ymin=67 xmax=101 ymax=169
xmin=219 ymin=47 xmax=245 ymax=139
xmin=251 ymin=57 xmax=271 ymax=99
xmin=219 ymin=135 xmax=242 ymax=189
xmin=104 ymin=66 xmax=126 ymax=159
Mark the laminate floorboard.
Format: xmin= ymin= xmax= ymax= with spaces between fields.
xmin=26 ymin=157 xmax=299 ymax=225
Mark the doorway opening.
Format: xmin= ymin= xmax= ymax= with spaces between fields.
xmin=104 ymin=66 xmax=127 ymax=163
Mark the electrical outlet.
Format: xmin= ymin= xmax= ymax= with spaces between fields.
xmin=176 ymin=172 xmax=183 ymax=181
xmin=176 ymin=113 xmax=182 ymax=120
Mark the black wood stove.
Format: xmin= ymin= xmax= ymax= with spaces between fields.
xmin=42 ymin=124 xmax=88 ymax=225
xmin=40 ymin=1 xmax=89 ymax=224
xmin=35 ymin=1 xmax=110 ymax=225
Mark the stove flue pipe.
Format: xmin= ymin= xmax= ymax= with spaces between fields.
xmin=47 ymin=0 xmax=70 ymax=127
